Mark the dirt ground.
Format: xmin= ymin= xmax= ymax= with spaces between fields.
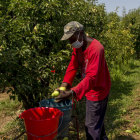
xmin=0 ymin=88 xmax=10 ymax=101
xmin=0 ymin=88 xmax=11 ymax=132
xmin=0 ymin=88 xmax=23 ymax=139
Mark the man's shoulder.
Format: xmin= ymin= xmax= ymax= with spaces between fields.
xmin=89 ymin=39 xmax=104 ymax=52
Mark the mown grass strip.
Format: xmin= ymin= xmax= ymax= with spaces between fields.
xmin=106 ymin=59 xmax=140 ymax=139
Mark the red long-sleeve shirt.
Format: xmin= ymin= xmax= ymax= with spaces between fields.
xmin=63 ymin=39 xmax=111 ymax=101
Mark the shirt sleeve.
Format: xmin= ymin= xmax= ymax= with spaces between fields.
xmin=62 ymin=48 xmax=79 ymax=87
xmin=71 ymin=45 xmax=104 ymax=101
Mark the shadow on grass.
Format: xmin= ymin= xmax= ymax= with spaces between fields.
xmin=128 ymin=61 xmax=140 ymax=70
xmin=105 ymin=79 xmax=133 ymax=133
xmin=113 ymin=135 xmax=136 ymax=140
xmin=124 ymin=71 xmax=138 ymax=76
xmin=105 ymin=62 xmax=140 ymax=139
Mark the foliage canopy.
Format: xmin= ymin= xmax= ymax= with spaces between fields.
xmin=0 ymin=0 xmax=137 ymax=109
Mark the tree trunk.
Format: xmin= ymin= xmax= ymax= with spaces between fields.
xmin=20 ymin=93 xmax=31 ymax=110
xmin=2 ymin=83 xmax=6 ymax=93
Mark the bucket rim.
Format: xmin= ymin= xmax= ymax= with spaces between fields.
xmin=39 ymin=98 xmax=73 ymax=108
xmin=19 ymin=107 xmax=63 ymax=121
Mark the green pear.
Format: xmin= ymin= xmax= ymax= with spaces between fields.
xmin=51 ymin=90 xmax=59 ymax=97
xmin=40 ymin=45 xmax=44 ymax=49
xmin=59 ymin=87 xmax=66 ymax=91
xmin=63 ymin=137 xmax=68 ymax=140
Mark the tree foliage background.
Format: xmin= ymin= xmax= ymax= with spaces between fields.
xmin=0 ymin=0 xmax=139 ymax=109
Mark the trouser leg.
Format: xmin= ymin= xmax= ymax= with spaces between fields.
xmin=85 ymin=95 xmax=109 ymax=140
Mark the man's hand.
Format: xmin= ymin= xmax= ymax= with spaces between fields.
xmin=60 ymin=82 xmax=71 ymax=90
xmin=54 ymin=90 xmax=72 ymax=102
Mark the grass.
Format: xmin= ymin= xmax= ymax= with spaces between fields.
xmin=0 ymin=97 xmax=21 ymax=117
xmin=0 ymin=96 xmax=25 ymax=139
xmin=105 ymin=59 xmax=140 ymax=139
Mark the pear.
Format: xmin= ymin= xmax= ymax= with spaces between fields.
xmin=51 ymin=90 xmax=59 ymax=97
xmin=125 ymin=130 xmax=132 ymax=133
xmin=59 ymin=87 xmax=66 ymax=91
xmin=51 ymin=87 xmax=66 ymax=97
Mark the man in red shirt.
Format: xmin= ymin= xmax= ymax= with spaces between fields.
xmin=55 ymin=21 xmax=111 ymax=140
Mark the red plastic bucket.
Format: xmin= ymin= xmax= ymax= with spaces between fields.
xmin=19 ymin=107 xmax=63 ymax=140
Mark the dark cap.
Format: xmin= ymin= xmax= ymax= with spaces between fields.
xmin=61 ymin=21 xmax=83 ymax=41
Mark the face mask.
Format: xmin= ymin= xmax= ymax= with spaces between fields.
xmin=71 ymin=33 xmax=83 ymax=48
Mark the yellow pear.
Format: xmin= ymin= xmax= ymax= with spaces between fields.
xmin=63 ymin=137 xmax=68 ymax=140
xmin=33 ymin=25 xmax=38 ymax=33
xmin=59 ymin=87 xmax=66 ymax=91
xmin=51 ymin=90 xmax=59 ymax=97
